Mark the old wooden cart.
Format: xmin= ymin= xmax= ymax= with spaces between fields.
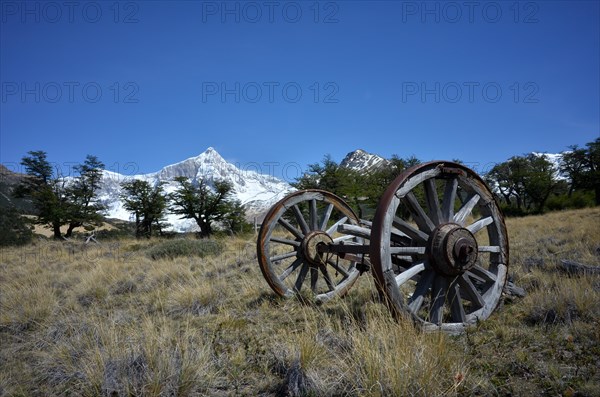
xmin=256 ymin=161 xmax=508 ymax=333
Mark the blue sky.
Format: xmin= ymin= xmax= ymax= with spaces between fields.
xmin=1 ymin=0 xmax=598 ymax=181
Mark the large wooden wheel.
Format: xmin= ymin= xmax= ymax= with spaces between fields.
xmin=257 ymin=189 xmax=363 ymax=303
xmin=370 ymin=161 xmax=509 ymax=333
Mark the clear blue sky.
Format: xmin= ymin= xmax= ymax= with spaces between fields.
xmin=1 ymin=0 xmax=599 ymax=181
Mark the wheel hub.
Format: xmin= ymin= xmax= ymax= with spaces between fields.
xmin=428 ymin=223 xmax=478 ymax=276
xmin=301 ymin=231 xmax=333 ymax=267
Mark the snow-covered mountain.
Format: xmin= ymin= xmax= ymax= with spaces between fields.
xmin=340 ymin=149 xmax=390 ymax=173
xmin=99 ymin=148 xmax=293 ymax=232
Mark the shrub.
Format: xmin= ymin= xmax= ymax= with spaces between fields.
xmin=0 ymin=207 xmax=33 ymax=246
xmin=545 ymin=191 xmax=595 ymax=211
xmin=146 ymin=238 xmax=224 ymax=260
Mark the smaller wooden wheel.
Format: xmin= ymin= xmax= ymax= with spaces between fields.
xmin=257 ymin=190 xmax=362 ymax=302
xmin=370 ymin=162 xmax=509 ymax=333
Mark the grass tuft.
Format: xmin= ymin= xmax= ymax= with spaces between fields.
xmin=146 ymin=238 xmax=224 ymax=260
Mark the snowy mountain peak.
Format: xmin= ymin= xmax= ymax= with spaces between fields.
xmin=198 ymin=147 xmax=225 ymax=163
xmin=340 ymin=149 xmax=390 ymax=173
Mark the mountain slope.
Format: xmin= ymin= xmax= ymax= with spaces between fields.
xmin=98 ymin=148 xmax=294 ymax=232
xmin=340 ymin=149 xmax=390 ymax=173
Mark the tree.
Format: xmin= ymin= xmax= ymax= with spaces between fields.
xmin=588 ymin=138 xmax=600 ymax=205
xmin=17 ymin=151 xmax=69 ymax=239
xmin=486 ymin=154 xmax=559 ymax=213
xmin=561 ymin=137 xmax=600 ymax=205
xmin=293 ymin=155 xmax=368 ymax=216
xmin=120 ymin=180 xmax=168 ymax=238
xmin=521 ymin=154 xmax=558 ymax=213
xmin=222 ymin=198 xmax=249 ymax=235
xmin=169 ymin=177 xmax=245 ymax=237
xmin=20 ymin=150 xmax=52 ymax=184
xmin=561 ymin=146 xmax=589 ymax=196
xmin=486 ymin=156 xmax=528 ymax=210
xmin=64 ymin=155 xmax=106 ymax=237
xmin=17 ymin=151 xmax=107 ymax=239
xmin=293 ymin=154 xmax=421 ymax=219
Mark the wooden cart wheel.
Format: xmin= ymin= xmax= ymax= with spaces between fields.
xmin=257 ymin=189 xmax=362 ymax=303
xmin=370 ymin=161 xmax=509 ymax=333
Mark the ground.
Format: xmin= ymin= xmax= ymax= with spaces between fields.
xmin=0 ymin=207 xmax=598 ymax=396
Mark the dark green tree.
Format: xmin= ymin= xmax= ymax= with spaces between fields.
xmin=120 ymin=180 xmax=168 ymax=238
xmin=561 ymin=146 xmax=589 ymax=197
xmin=293 ymin=154 xmax=421 ymax=219
xmin=169 ymin=177 xmax=244 ymax=237
xmin=522 ymin=154 xmax=558 ymax=213
xmin=17 ymin=151 xmax=69 ymax=239
xmin=20 ymin=150 xmax=52 ymax=184
xmin=17 ymin=151 xmax=108 ymax=239
xmin=486 ymin=156 xmax=528 ymax=210
xmin=588 ymin=138 xmax=600 ymax=205
xmin=293 ymin=155 xmax=367 ymax=216
xmin=561 ymin=138 xmax=600 ymax=205
xmin=487 ymin=154 xmax=559 ymax=213
xmin=65 ymin=155 xmax=106 ymax=237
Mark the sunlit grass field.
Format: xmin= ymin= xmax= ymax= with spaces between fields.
xmin=1 ymin=207 xmax=599 ymax=396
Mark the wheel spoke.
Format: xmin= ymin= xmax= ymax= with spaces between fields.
xmin=478 ymin=245 xmax=501 ymax=253
xmin=457 ymin=274 xmax=485 ymax=309
xmin=294 ymin=263 xmax=309 ymax=292
xmin=389 ymin=246 xmax=426 ymax=255
xmin=395 ymin=262 xmax=425 ymax=286
xmin=453 ymin=193 xmax=480 ymax=226
xmin=326 ymin=259 xmax=350 ymax=278
xmin=325 ymin=216 xmax=348 ymax=235
xmin=408 ymin=270 xmax=434 ymax=314
xmin=466 ymin=216 xmax=493 ymax=234
xmin=280 ymin=258 xmax=303 ymax=280
xmin=319 ymin=264 xmax=336 ymax=291
xmin=309 ymin=199 xmax=318 ymax=230
xmin=333 ymin=235 xmax=355 ymax=243
xmin=430 ymin=275 xmax=449 ymax=325
xmin=278 ymin=218 xmax=304 ymax=240
xmin=270 ymin=236 xmax=300 ymax=247
xmin=292 ymin=205 xmax=310 ymax=234
xmin=337 ymin=224 xmax=372 ymax=240
xmin=270 ymin=251 xmax=297 ymax=262
xmin=393 ymin=217 xmax=429 ymax=243
xmin=310 ymin=267 xmax=318 ymax=292
xmin=424 ymin=178 xmax=443 ymax=225
xmin=320 ymin=203 xmax=334 ymax=231
xmin=469 ymin=264 xmax=497 ymax=283
xmin=441 ymin=177 xmax=458 ymax=222
xmin=404 ymin=192 xmax=435 ymax=233
xmin=448 ymin=282 xmax=466 ymax=322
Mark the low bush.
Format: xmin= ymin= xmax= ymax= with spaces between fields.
xmin=146 ymin=238 xmax=224 ymax=260
xmin=0 ymin=207 xmax=33 ymax=246
xmin=545 ymin=191 xmax=595 ymax=211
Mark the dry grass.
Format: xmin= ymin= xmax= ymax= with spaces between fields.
xmin=1 ymin=208 xmax=599 ymax=396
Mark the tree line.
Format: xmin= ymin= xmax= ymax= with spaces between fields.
xmin=294 ymin=137 xmax=600 ymax=218
xmin=6 ymin=151 xmax=246 ymax=241
xmin=2 ymin=137 xmax=598 ymax=244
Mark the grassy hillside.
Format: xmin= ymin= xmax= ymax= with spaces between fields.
xmin=1 ymin=208 xmax=599 ymax=396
